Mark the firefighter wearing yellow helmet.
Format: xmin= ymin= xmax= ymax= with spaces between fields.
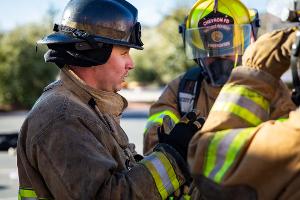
xmin=188 ymin=4 xmax=300 ymax=199
xmin=184 ymin=0 xmax=257 ymax=86
xmin=187 ymin=0 xmax=300 ymax=199
xmin=144 ymin=0 xmax=297 ymax=198
xmin=144 ymin=0 xmax=263 ymax=156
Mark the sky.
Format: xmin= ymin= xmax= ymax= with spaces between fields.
xmin=0 ymin=0 xmax=268 ymax=31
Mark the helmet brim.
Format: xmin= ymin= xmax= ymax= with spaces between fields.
xmin=37 ymin=32 xmax=83 ymax=45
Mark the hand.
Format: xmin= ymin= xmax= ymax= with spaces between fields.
xmin=242 ymin=27 xmax=297 ymax=79
xmin=158 ymin=111 xmax=205 ymax=160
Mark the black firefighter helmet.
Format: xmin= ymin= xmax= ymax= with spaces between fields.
xmin=38 ymin=0 xmax=143 ymax=67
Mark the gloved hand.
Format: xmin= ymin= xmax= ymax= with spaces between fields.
xmin=158 ymin=111 xmax=205 ymax=161
xmin=242 ymin=27 xmax=297 ymax=79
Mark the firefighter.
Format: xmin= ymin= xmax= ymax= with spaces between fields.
xmin=16 ymin=0 xmax=202 ymax=199
xmin=188 ymin=26 xmax=300 ymax=199
xmin=144 ymin=0 xmax=272 ymax=155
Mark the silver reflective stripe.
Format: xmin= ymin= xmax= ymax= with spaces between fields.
xmin=144 ymin=154 xmax=175 ymax=194
xmin=179 ymin=81 xmax=198 ymax=113
xmin=208 ymin=129 xmax=240 ymax=179
xmin=211 ymin=84 xmax=270 ymax=126
xmin=204 ymin=128 xmax=256 ymax=183
xmin=217 ymin=93 xmax=269 ymax=121
xmin=140 ymin=151 xmax=180 ymax=199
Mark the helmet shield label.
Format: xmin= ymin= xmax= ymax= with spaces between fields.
xmin=198 ymin=11 xmax=234 ymax=52
xmin=184 ymin=11 xmax=251 ymax=59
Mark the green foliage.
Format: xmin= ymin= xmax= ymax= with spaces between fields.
xmin=0 ymin=23 xmax=58 ymax=109
xmin=130 ymin=7 xmax=195 ymax=86
xmin=0 ymin=3 xmax=279 ymax=109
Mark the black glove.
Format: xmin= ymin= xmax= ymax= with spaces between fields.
xmin=158 ymin=111 xmax=205 ymax=161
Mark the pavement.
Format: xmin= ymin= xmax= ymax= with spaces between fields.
xmin=118 ymin=87 xmax=163 ymax=103
xmin=0 ymin=86 xmax=161 ymax=131
xmin=0 ymin=151 xmax=18 ymax=200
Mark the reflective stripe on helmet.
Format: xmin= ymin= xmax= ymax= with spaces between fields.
xmin=144 ymin=110 xmax=180 ymax=134
xmin=203 ymin=127 xmax=256 ymax=183
xmin=211 ymin=84 xmax=270 ymax=126
xmin=140 ymin=151 xmax=181 ymax=199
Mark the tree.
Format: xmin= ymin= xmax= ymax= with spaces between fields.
xmin=129 ymin=7 xmax=195 ymax=86
xmin=0 ymin=23 xmax=58 ymax=109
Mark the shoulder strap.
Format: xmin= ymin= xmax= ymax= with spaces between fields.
xmin=177 ymin=67 xmax=204 ymax=117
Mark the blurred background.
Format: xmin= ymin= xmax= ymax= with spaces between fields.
xmin=0 ymin=0 xmax=295 ymax=199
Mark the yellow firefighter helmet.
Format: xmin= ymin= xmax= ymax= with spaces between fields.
xmin=182 ymin=0 xmax=259 ymax=59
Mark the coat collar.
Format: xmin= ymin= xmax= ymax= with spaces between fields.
xmin=60 ymin=67 xmax=128 ymax=118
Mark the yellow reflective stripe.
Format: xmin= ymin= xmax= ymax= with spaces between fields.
xmin=204 ymin=128 xmax=256 ymax=183
xmin=213 ymin=128 xmax=255 ymax=183
xmin=212 ymin=102 xmax=262 ymax=126
xmin=148 ymin=110 xmax=180 ymax=125
xmin=141 ymin=152 xmax=181 ymax=199
xmin=222 ymin=84 xmax=269 ymax=111
xmin=277 ymin=118 xmax=288 ymax=122
xmin=156 ymin=152 xmax=180 ymax=191
xmin=144 ymin=110 xmax=180 ymax=134
xmin=234 ymin=54 xmax=238 ymax=68
xmin=18 ymin=188 xmax=50 ymax=200
xmin=19 ymin=188 xmax=37 ymax=198
xmin=142 ymin=159 xmax=169 ymax=199
xmin=211 ymin=84 xmax=270 ymax=125
xmin=203 ymin=130 xmax=231 ymax=177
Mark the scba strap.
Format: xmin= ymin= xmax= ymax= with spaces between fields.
xmin=177 ymin=67 xmax=204 ymax=117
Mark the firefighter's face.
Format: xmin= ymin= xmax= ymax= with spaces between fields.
xmin=202 ymin=55 xmax=240 ymax=86
xmin=93 ymin=45 xmax=134 ymax=92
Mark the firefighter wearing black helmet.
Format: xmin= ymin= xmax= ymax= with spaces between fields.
xmin=17 ymin=0 xmax=201 ymax=199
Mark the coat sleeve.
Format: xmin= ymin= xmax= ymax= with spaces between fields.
xmin=31 ymin=116 xmax=186 ymax=200
xmin=198 ymin=66 xmax=295 ymax=133
xmin=189 ymin=109 xmax=300 ymax=200
xmin=188 ymin=66 xmax=299 ymax=199
xmin=143 ymin=76 xmax=182 ymax=155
